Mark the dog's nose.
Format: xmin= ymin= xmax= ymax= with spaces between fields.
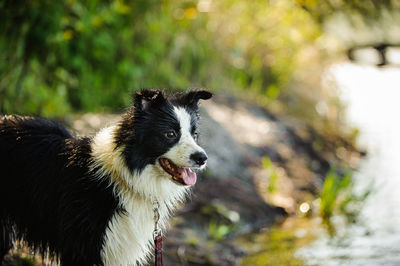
xmin=190 ymin=152 xmax=208 ymax=166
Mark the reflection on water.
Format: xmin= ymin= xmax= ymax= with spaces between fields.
xmin=298 ymin=63 xmax=400 ymax=265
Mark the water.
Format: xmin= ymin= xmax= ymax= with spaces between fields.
xmin=299 ymin=63 xmax=400 ymax=265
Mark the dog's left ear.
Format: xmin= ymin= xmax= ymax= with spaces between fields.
xmin=181 ymin=89 xmax=213 ymax=110
xmin=133 ymin=89 xmax=167 ymax=113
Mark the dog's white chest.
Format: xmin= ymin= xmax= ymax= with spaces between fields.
xmin=101 ymin=199 xmax=156 ymax=265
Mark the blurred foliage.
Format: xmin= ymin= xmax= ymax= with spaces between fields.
xmin=202 ymin=201 xmax=240 ymax=241
xmin=1 ymin=0 xmax=324 ymax=117
xmin=201 ymin=201 xmax=240 ymax=242
xmin=201 ymin=201 xmax=240 ymax=224
xmin=0 ymin=0 xmax=221 ymax=116
xmin=319 ymin=167 xmax=371 ymax=235
xmin=296 ymin=0 xmax=400 ymax=24
xmin=261 ymin=157 xmax=280 ymax=194
xmin=296 ymin=0 xmax=400 ymax=49
xmin=207 ymin=220 xmax=235 ymax=242
xmin=208 ymin=1 xmax=322 ymax=98
xmin=1 ymin=0 xmax=395 ymax=129
xmin=320 ymin=169 xmax=352 ymax=221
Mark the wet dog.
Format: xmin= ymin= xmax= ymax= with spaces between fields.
xmin=0 ymin=89 xmax=212 ymax=265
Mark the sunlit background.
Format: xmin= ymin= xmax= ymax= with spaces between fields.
xmin=1 ymin=0 xmax=400 ymax=265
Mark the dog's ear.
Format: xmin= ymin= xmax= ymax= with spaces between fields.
xmin=133 ymin=89 xmax=167 ymax=112
xmin=180 ymin=89 xmax=212 ymax=110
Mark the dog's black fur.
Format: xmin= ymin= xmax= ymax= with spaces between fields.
xmin=0 ymin=116 xmax=120 ymax=264
xmin=0 ymin=89 xmax=212 ymax=265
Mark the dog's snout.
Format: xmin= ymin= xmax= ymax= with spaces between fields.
xmin=190 ymin=152 xmax=207 ymax=166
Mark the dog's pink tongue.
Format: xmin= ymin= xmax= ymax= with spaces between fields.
xmin=182 ymin=168 xmax=197 ymax=186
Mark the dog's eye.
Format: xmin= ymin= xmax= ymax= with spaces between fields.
xmin=165 ymin=130 xmax=177 ymax=139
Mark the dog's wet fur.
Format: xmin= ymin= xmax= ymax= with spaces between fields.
xmin=0 ymin=89 xmax=212 ymax=265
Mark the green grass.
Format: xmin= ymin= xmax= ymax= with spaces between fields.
xmin=319 ymin=167 xmax=371 ymax=234
xmin=261 ymin=157 xmax=280 ymax=194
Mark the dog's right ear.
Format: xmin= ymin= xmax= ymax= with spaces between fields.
xmin=133 ymin=89 xmax=167 ymax=112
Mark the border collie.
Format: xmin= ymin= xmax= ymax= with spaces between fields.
xmin=0 ymin=89 xmax=212 ymax=265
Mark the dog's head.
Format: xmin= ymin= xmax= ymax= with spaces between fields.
xmin=115 ymin=89 xmax=212 ymax=186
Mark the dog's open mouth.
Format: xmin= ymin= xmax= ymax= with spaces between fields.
xmin=159 ymin=158 xmax=197 ymax=186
